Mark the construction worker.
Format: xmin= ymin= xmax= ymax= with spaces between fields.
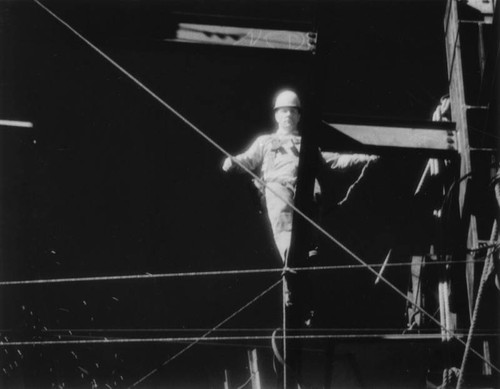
xmin=222 ymin=89 xmax=377 ymax=264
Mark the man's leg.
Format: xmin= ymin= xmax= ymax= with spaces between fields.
xmin=265 ymin=183 xmax=294 ymax=263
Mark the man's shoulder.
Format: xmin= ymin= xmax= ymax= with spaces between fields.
xmin=253 ymin=132 xmax=275 ymax=144
xmin=254 ymin=131 xmax=302 ymax=147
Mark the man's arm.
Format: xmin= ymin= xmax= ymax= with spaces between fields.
xmin=222 ymin=135 xmax=266 ymax=173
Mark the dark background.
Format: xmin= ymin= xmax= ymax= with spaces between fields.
xmin=1 ymin=0 xmax=482 ymax=388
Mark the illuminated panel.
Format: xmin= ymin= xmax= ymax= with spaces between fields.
xmin=0 ymin=119 xmax=34 ymax=128
xmin=174 ymin=23 xmax=316 ymax=51
xmin=326 ymin=122 xmax=457 ymax=151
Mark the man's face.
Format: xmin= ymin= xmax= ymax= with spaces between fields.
xmin=274 ymin=107 xmax=300 ymax=132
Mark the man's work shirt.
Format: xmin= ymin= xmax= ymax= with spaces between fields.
xmin=229 ymin=128 xmax=377 ymax=262
xmin=233 ymin=128 xmax=377 ymax=188
xmin=234 ymin=129 xmax=301 ymax=188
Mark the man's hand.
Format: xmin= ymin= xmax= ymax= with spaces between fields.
xmin=222 ymin=157 xmax=233 ymax=172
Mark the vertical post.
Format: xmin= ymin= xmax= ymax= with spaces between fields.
xmin=444 ymin=0 xmax=479 ymax=325
xmin=465 ymin=216 xmax=478 ymax=318
xmin=247 ymin=349 xmax=262 ymax=389
xmin=223 ymin=369 xmax=230 ymax=389
xmin=282 ymin=280 xmax=287 ymax=389
xmin=408 ymin=255 xmax=424 ymax=328
xmin=445 ymin=0 xmax=473 ymax=214
xmin=439 ymin=279 xmax=455 ymax=342
xmin=443 ymin=281 xmax=453 ymax=341
xmin=285 ymin=7 xmax=325 ymax=388
xmin=482 ymin=341 xmax=492 ymax=376
xmin=438 ymin=281 xmax=447 ymax=341
xmin=477 ymin=23 xmax=486 ymax=79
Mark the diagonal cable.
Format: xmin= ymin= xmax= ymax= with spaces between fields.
xmin=129 ymin=278 xmax=282 ymax=387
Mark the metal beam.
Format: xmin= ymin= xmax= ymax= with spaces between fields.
xmin=171 ymin=23 xmax=316 ymax=51
xmin=463 ymin=0 xmax=495 ymax=16
xmin=445 ymin=0 xmax=473 ymax=212
xmin=445 ymin=0 xmax=481 ymax=326
xmin=324 ymin=122 xmax=457 ymax=152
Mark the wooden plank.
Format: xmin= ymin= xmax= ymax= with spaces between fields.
xmin=325 ymin=122 xmax=457 ymax=151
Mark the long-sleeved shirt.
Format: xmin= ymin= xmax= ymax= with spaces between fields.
xmin=233 ymin=129 xmax=377 ymax=187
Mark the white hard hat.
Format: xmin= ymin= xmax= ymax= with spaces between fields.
xmin=273 ymin=90 xmax=301 ymax=110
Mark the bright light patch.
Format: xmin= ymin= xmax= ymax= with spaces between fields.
xmin=174 ymin=23 xmax=316 ymax=51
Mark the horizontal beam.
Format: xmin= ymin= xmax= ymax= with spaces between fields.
xmin=171 ymin=23 xmax=316 ymax=51
xmin=463 ymin=0 xmax=495 ymax=16
xmin=0 ymin=119 xmax=34 ymax=128
xmin=324 ymin=122 xmax=457 ymax=152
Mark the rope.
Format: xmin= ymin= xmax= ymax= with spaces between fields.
xmin=37 ymin=327 xmax=500 ymax=334
xmin=494 ymin=176 xmax=500 ymax=290
xmin=271 ymin=328 xmax=303 ymax=389
xmin=2 ymin=332 xmax=491 ymax=347
xmin=440 ymin=368 xmax=450 ymax=389
xmin=271 ymin=329 xmax=286 ymax=366
xmin=438 ymin=367 xmax=460 ymax=389
xmin=0 ymin=260 xmax=487 ymax=286
xmin=0 ymin=268 xmax=282 ymax=286
xmin=432 ymin=95 xmax=451 ymax=122
xmin=30 ymin=0 xmax=500 ymax=377
xmin=235 ymin=373 xmax=254 ymax=389
xmin=456 ymin=223 xmax=498 ymax=389
xmin=129 ymin=278 xmax=282 ymax=388
xmin=337 ymin=159 xmax=373 ymax=205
